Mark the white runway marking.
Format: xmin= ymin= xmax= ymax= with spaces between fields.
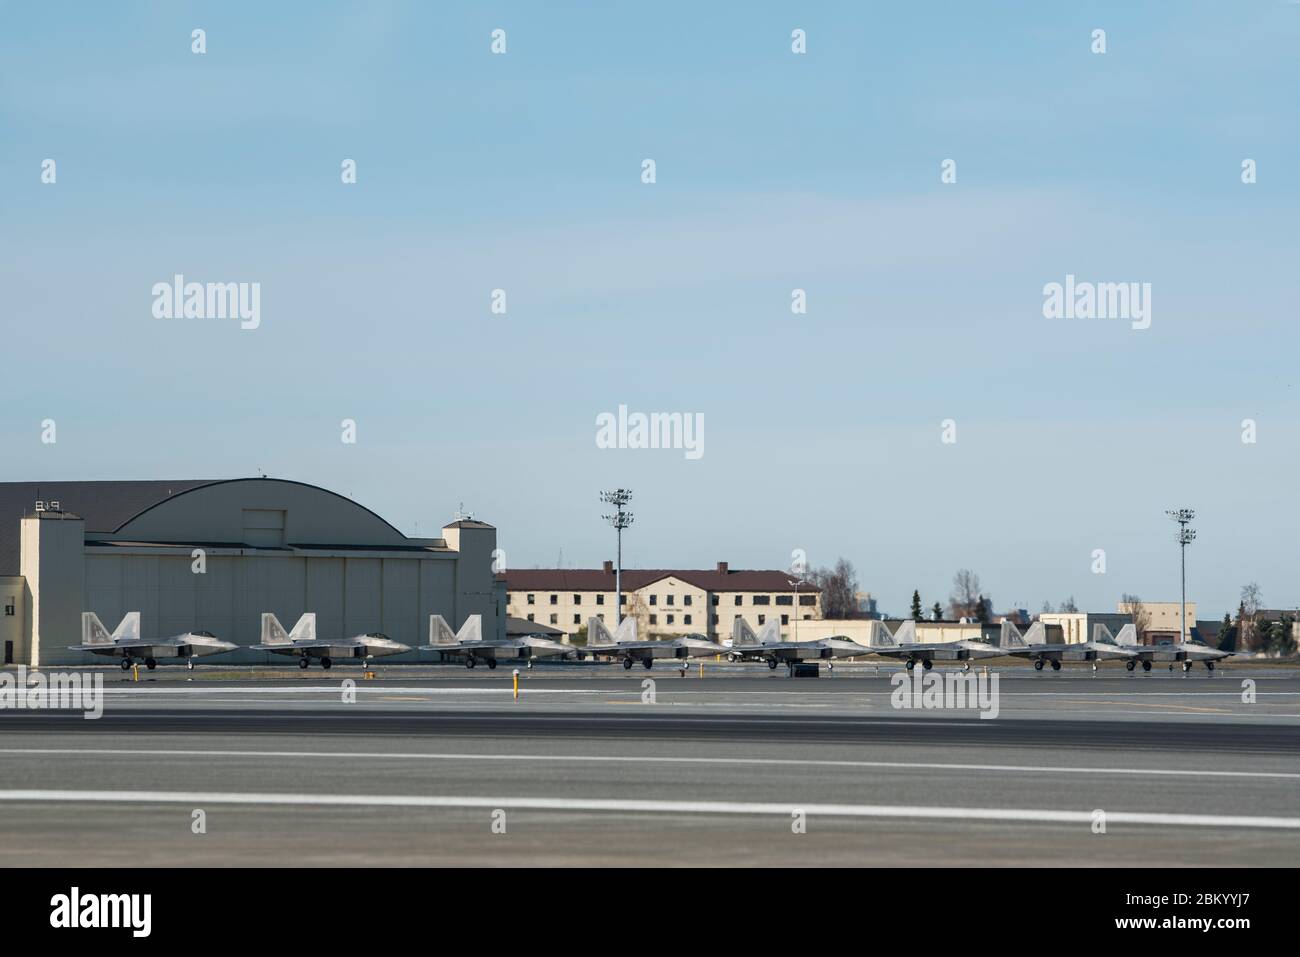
xmin=0 ymin=747 xmax=1295 ymax=780
xmin=0 ymin=788 xmax=1297 ymax=829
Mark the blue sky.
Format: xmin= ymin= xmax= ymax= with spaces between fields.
xmin=3 ymin=1 xmax=1298 ymax=618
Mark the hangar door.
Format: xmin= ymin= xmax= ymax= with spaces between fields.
xmin=242 ymin=508 xmax=286 ymax=547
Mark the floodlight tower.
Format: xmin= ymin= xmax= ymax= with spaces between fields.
xmin=1166 ymin=508 xmax=1196 ymax=643
xmin=600 ymin=489 xmax=634 ymax=625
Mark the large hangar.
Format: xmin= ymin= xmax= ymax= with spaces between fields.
xmin=0 ymin=478 xmax=504 ymax=666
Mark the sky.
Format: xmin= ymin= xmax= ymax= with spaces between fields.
xmin=2 ymin=1 xmax=1298 ymax=619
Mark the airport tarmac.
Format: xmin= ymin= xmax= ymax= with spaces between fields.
xmin=0 ymin=663 xmax=1297 ymax=866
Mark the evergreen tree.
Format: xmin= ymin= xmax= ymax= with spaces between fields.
xmin=910 ymin=590 xmax=923 ymax=622
xmin=931 ymin=602 xmax=943 ymax=621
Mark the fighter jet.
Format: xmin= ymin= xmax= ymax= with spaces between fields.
xmin=996 ymin=621 xmax=1139 ymax=672
xmin=252 ymin=613 xmax=411 ymax=670
xmin=863 ymin=619 xmax=1004 ymax=671
xmin=728 ymin=618 xmax=866 ymax=672
xmin=1111 ymin=626 xmax=1237 ymax=672
xmin=423 ymin=614 xmax=572 ymax=670
xmin=72 ymin=612 xmax=237 ymax=671
xmin=584 ymin=616 xmax=725 ymax=670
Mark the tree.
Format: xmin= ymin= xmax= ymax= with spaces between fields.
xmin=910 ymin=590 xmax=923 ymax=622
xmin=1218 ymin=612 xmax=1237 ymax=652
xmin=1120 ymin=594 xmax=1151 ymax=643
xmin=1240 ymin=583 xmax=1263 ymax=652
xmin=949 ymin=569 xmax=982 ymax=620
xmin=931 ymin=602 xmax=943 ymax=621
xmin=1059 ymin=596 xmax=1078 ymax=613
xmin=974 ymin=595 xmax=990 ymax=624
xmin=1040 ymin=600 xmax=1054 ymax=614
xmin=809 ymin=558 xmax=858 ymax=620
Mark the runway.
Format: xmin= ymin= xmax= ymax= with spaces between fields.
xmin=1 ymin=664 xmax=1297 ymax=865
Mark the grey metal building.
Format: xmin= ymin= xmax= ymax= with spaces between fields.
xmin=0 ymin=478 xmax=504 ymax=666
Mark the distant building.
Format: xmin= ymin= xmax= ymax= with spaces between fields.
xmin=854 ymin=591 xmax=880 ymax=619
xmin=1040 ymin=611 xmax=1133 ymax=645
xmin=504 ymin=561 xmax=821 ymax=641
xmin=1116 ymin=601 xmax=1196 ymax=643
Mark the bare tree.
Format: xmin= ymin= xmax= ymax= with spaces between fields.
xmin=1240 ymin=582 xmax=1263 ymax=652
xmin=1059 ymin=596 xmax=1078 ymax=613
xmin=1120 ymin=594 xmax=1151 ymax=643
xmin=949 ymin=569 xmax=982 ymax=620
xmin=809 ymin=558 xmax=858 ymax=620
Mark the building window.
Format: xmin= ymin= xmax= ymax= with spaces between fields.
xmin=650 ymin=595 xmax=657 ymax=606
xmin=711 ymin=615 xmax=719 ymax=625
xmin=550 ymin=594 xmax=558 ymax=605
xmin=527 ymin=594 xmax=535 ymax=605
xmin=799 ymin=595 xmax=816 ymax=606
xmin=758 ymin=615 xmax=766 ymax=625
xmin=527 ymin=614 xmax=535 ymax=622
xmin=549 ymin=614 xmax=558 ymax=625
xmin=666 ymin=595 xmax=674 ymax=606
xmin=683 ymin=595 xmax=692 ymax=606
xmin=753 ymin=595 xmax=771 ymax=606
xmin=734 ymin=595 xmax=743 ymax=606
xmin=781 ymin=614 xmax=789 ymax=625
xmin=574 ymin=594 xmax=582 ymax=605
xmin=650 ymin=614 xmax=658 ymax=625
xmin=596 ymin=594 xmax=604 ymax=605
xmin=667 ymin=614 xmax=674 ymax=625
xmin=620 ymin=595 xmax=627 ymax=605
xmin=684 ymin=614 xmax=692 ymax=625
xmin=711 ymin=595 xmax=719 ymax=606
xmin=573 ymin=615 xmax=581 ymax=625
xmin=775 ymin=595 xmax=793 ymax=606
xmin=3 ymin=601 xmax=13 ymax=617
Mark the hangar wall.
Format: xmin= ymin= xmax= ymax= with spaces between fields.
xmin=7 ymin=479 xmax=504 ymax=667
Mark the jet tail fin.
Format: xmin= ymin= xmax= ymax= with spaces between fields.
xmin=82 ymin=612 xmax=116 ymax=646
xmin=111 ymin=612 xmax=140 ymax=642
xmin=731 ymin=618 xmax=760 ymax=647
xmin=866 ymin=620 xmax=899 ymax=650
xmin=756 ymin=619 xmax=781 ymax=643
xmin=428 ymin=615 xmax=458 ymax=646
xmin=1112 ymin=624 xmax=1138 ymax=646
xmin=613 ymin=616 xmax=637 ymax=642
xmin=1091 ymin=623 xmax=1116 ymax=645
xmin=457 ymin=615 xmax=482 ymax=642
xmin=261 ymin=612 xmax=314 ymax=646
xmin=1022 ymin=622 xmax=1045 ymax=645
xmin=587 ymin=616 xmax=614 ymax=645
xmin=892 ymin=619 xmax=917 ymax=644
xmin=999 ymin=621 xmax=1025 ymax=649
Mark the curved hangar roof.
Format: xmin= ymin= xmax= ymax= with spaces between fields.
xmin=0 ymin=478 xmax=428 ymax=574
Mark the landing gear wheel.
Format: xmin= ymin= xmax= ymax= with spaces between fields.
xmin=1125 ymin=659 xmax=1136 ymax=671
xmin=960 ymin=663 xmax=970 ymax=673
xmin=487 ymin=658 xmax=498 ymax=670
xmin=1206 ymin=661 xmax=1216 ymax=671
xmin=298 ymin=657 xmax=310 ymax=670
xmin=905 ymin=659 xmax=916 ymax=671
xmin=921 ymin=659 xmax=933 ymax=671
xmin=1034 ymin=660 xmax=1045 ymax=671
xmin=321 ymin=657 xmax=332 ymax=670
xmin=145 ymin=658 xmax=157 ymax=671
xmin=1050 ymin=660 xmax=1061 ymax=672
xmin=120 ymin=658 xmax=132 ymax=671
xmin=1182 ymin=660 xmax=1193 ymax=672
xmin=622 ymin=657 xmax=633 ymax=670
xmin=642 ymin=658 xmax=653 ymax=670
xmin=1168 ymin=663 xmax=1176 ymax=672
xmin=767 ymin=658 xmax=779 ymax=670
xmin=1141 ymin=660 xmax=1151 ymax=672
xmin=465 ymin=656 xmax=477 ymax=669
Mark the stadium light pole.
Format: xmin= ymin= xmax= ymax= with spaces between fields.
xmin=600 ymin=490 xmax=634 ymax=626
xmin=1166 ymin=509 xmax=1196 ymax=643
